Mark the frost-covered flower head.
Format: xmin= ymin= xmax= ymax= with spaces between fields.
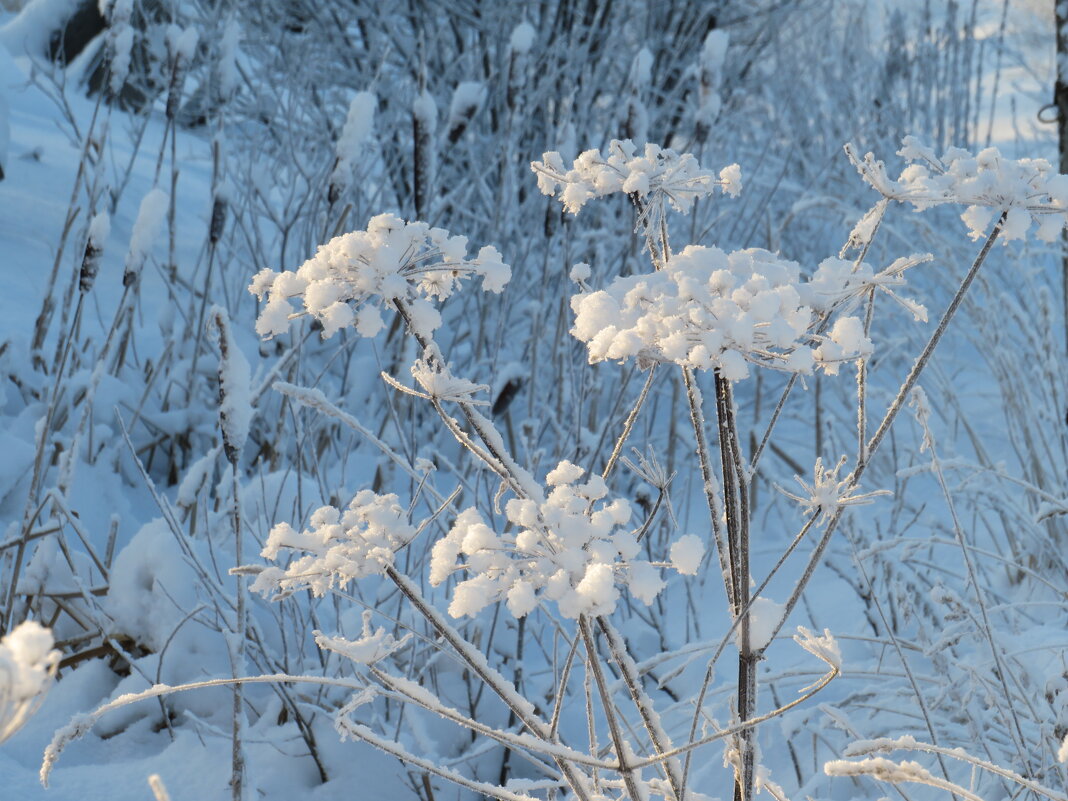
xmin=777 ymin=456 xmax=890 ymax=523
xmin=0 ymin=620 xmax=60 ymax=745
xmin=248 ymin=213 xmax=511 ymax=340
xmin=805 ymin=254 xmax=930 ymax=323
xmin=252 ymin=490 xmax=416 ymax=599
xmin=429 ymin=460 xmax=704 ymax=620
xmin=531 ymin=139 xmax=741 ymax=218
xmin=570 ymin=245 xmax=876 ymax=380
xmin=848 ymin=136 xmax=1068 ymax=242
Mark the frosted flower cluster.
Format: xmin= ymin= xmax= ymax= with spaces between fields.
xmin=850 ymin=136 xmax=1068 ymax=242
xmin=429 ymin=460 xmax=705 ymax=619
xmin=252 ymin=490 xmax=416 ymax=599
xmin=571 ymin=245 xmax=875 ymax=380
xmin=531 ymin=139 xmax=741 ymax=216
xmin=315 ymin=611 xmax=411 ymax=666
xmin=805 ymin=254 xmax=929 ymax=323
xmin=248 ymin=213 xmax=511 ymax=340
xmin=0 ymin=620 xmax=59 ymax=745
xmin=778 ymin=456 xmax=890 ymax=523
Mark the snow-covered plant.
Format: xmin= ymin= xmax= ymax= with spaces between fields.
xmin=248 ymin=213 xmax=511 ymax=339
xmin=777 ymin=456 xmax=891 ymax=523
xmin=695 ymin=30 xmax=728 ymax=141
xmin=847 ymin=136 xmax=1068 ymax=242
xmin=101 ymin=0 xmax=136 ymax=97
xmin=531 ymin=139 xmax=741 ymax=221
xmin=0 ymin=621 xmax=59 ymax=745
xmin=78 ymin=212 xmax=110 ymax=293
xmin=329 ymin=91 xmax=376 ymax=203
xmin=825 ymin=736 xmax=1067 ymax=801
xmin=124 ymin=187 xmax=169 ymax=283
xmin=571 ymin=245 xmax=874 ymax=379
xmin=253 ymin=491 xmax=416 ymax=598
xmin=429 ymin=460 xmax=704 ymax=619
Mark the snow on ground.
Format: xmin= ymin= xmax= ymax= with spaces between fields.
xmin=0 ymin=36 xmax=414 ymax=801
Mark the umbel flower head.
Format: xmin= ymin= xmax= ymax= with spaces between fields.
xmin=777 ymin=456 xmax=890 ymax=523
xmin=570 ymin=245 xmax=878 ymax=380
xmin=847 ymin=136 xmax=1068 ymax=242
xmin=248 ymin=213 xmax=511 ymax=341
xmin=531 ymin=139 xmax=741 ymax=217
xmin=429 ymin=460 xmax=705 ymax=620
xmin=252 ymin=490 xmax=416 ymax=599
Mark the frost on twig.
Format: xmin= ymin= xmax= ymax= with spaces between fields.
xmin=408 ymin=355 xmax=491 ymax=406
xmin=806 ymin=253 xmax=930 ymax=323
xmin=793 ymin=626 xmax=842 ymax=672
xmin=0 ymin=621 xmax=59 ymax=745
xmin=207 ymin=306 xmax=252 ymax=462
xmin=429 ymin=460 xmax=703 ymax=619
xmin=777 ymin=456 xmax=890 ymax=523
xmin=248 ymin=213 xmax=511 ymax=340
xmin=251 ymin=490 xmax=417 ymax=599
xmin=846 ymin=135 xmax=1068 ymax=242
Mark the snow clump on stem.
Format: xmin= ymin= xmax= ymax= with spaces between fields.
xmin=252 ymin=490 xmax=416 ymax=599
xmin=248 ymin=213 xmax=511 ymax=340
xmin=531 ymin=139 xmax=741 ymax=217
xmin=429 ymin=460 xmax=703 ymax=619
xmin=847 ymin=135 xmax=1068 ymax=242
xmin=0 ymin=620 xmax=59 ymax=745
xmin=570 ymin=246 xmax=879 ymax=379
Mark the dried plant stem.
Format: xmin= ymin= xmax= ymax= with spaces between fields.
xmin=764 ymin=212 xmax=1007 ymax=650
xmin=601 ymin=365 xmax=658 ymax=481
xmin=595 ymin=616 xmax=685 ymax=801
xmin=384 ymin=565 xmax=594 ymax=801
xmin=578 ymin=617 xmax=643 ymax=801
xmin=713 ymin=374 xmax=755 ymax=801
xmin=681 ymin=367 xmax=733 ymax=609
xmin=5 ymin=293 xmax=88 ymax=633
xmin=914 ymin=412 xmax=1030 ymax=767
xmin=228 ymin=461 xmax=246 ymax=801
